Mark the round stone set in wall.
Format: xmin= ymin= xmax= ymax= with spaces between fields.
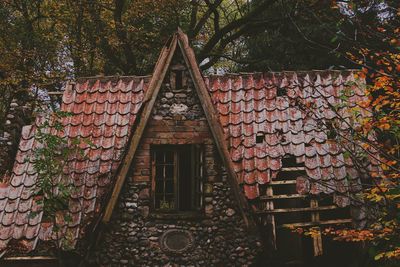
xmin=159 ymin=229 xmax=194 ymax=255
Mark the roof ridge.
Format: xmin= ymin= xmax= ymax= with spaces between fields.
xmin=74 ymin=74 xmax=152 ymax=82
xmin=73 ymin=69 xmax=360 ymax=81
xmin=204 ymin=69 xmax=361 ymax=78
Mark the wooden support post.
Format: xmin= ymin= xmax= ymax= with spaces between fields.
xmin=310 ymin=199 xmax=323 ymax=256
xmin=265 ymin=185 xmax=277 ymax=249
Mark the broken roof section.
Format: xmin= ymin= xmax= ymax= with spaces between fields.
xmin=206 ymin=71 xmax=378 ymax=206
xmin=0 ymin=75 xmax=150 ymax=253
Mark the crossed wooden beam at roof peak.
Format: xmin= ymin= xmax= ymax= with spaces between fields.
xmin=102 ymin=29 xmax=252 ymax=227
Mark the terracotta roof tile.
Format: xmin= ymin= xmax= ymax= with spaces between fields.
xmin=207 ymin=70 xmax=376 ymax=203
xmin=1 ymin=69 xmax=377 ymax=254
xmin=0 ymin=76 xmax=150 ymax=253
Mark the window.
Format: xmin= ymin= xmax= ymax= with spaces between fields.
xmin=175 ymin=70 xmax=183 ymax=89
xmin=151 ymin=145 xmax=203 ymax=212
xmin=170 ymin=68 xmax=185 ymax=90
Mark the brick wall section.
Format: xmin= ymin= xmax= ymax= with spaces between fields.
xmin=130 ymin=119 xmax=221 ymax=184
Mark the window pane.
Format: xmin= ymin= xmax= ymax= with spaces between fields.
xmin=152 ymin=145 xmax=203 ymax=212
xmin=165 ymin=151 xmax=174 ymax=164
xmin=161 ymin=195 xmax=175 ymax=210
xmin=155 ymin=181 xmax=163 ymax=194
xmin=165 ymin=165 xmax=174 ymax=179
xmin=155 ymin=165 xmax=164 ymax=180
xmin=178 ymin=146 xmax=192 ymax=211
xmin=165 ymin=180 xmax=174 ymax=194
xmin=155 ymin=151 xmax=165 ymax=163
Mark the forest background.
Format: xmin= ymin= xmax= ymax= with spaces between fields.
xmin=0 ymin=0 xmax=398 ymax=265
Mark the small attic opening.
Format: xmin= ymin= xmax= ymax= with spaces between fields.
xmin=277 ymin=87 xmax=287 ymax=97
xmin=326 ymin=121 xmax=338 ymax=140
xmin=175 ymin=70 xmax=183 ymax=89
xmin=256 ymin=132 xmax=265 ymax=144
xmin=281 ymin=154 xmax=302 ymax=168
xmin=170 ymin=61 xmax=186 ymax=90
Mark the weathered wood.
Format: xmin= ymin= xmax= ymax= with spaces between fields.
xmin=280 ymin=167 xmax=306 ymax=171
xmin=151 ymin=151 xmax=156 ymax=208
xmin=310 ymin=199 xmax=323 ymax=256
xmin=260 ymin=193 xmax=306 ymax=200
xmin=279 ymin=218 xmax=352 ymax=228
xmin=103 ymin=35 xmax=178 ymax=223
xmin=265 ymin=185 xmax=276 ymax=249
xmin=256 ymin=205 xmax=338 ymax=214
xmin=176 ymin=28 xmax=252 ymax=227
xmin=270 ymin=180 xmax=297 ymax=185
xmin=47 ymin=91 xmax=64 ymax=95
xmin=3 ymin=256 xmax=57 ymax=261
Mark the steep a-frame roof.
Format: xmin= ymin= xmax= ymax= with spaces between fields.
xmin=102 ymin=29 xmax=251 ymax=225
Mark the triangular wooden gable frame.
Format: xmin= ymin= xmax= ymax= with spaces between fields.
xmin=103 ymin=30 xmax=251 ymax=226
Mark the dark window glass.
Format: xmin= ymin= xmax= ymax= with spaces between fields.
xmin=152 ymin=145 xmax=203 ymax=211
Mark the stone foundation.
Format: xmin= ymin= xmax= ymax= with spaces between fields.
xmin=94 ymin=181 xmax=261 ymax=266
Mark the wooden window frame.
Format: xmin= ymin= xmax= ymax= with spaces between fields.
xmin=151 ymin=144 xmax=204 ymax=213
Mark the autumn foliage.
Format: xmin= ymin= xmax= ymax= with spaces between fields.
xmin=298 ymin=2 xmax=400 ymax=265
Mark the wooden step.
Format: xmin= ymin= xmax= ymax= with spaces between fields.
xmin=281 ymin=167 xmax=305 ymax=172
xmin=279 ymin=218 xmax=352 ymax=228
xmin=255 ymin=205 xmax=338 ymax=214
xmin=270 ymin=180 xmax=297 ymax=185
xmin=260 ymin=193 xmax=306 ymax=200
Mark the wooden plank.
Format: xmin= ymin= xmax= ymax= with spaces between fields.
xmin=310 ymin=199 xmax=323 ymax=256
xmin=279 ymin=218 xmax=352 ymax=228
xmin=48 ymin=91 xmax=64 ymax=95
xmin=174 ymin=150 xmax=179 ymax=210
xmin=270 ymin=180 xmax=297 ymax=185
xmin=265 ymin=185 xmax=276 ymax=249
xmin=151 ymin=151 xmax=156 ymax=209
xmin=281 ymin=167 xmax=306 ymax=172
xmin=260 ymin=194 xmax=306 ymax=200
xmin=256 ymin=205 xmax=338 ymax=214
xmin=102 ymin=35 xmax=178 ymax=223
xmin=3 ymin=256 xmax=57 ymax=261
xmin=176 ymin=29 xmax=252 ymax=227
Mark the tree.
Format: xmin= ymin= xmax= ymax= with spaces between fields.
xmin=0 ymin=0 xmax=290 ymax=131
xmin=290 ymin=1 xmax=400 ymax=265
xmin=32 ymin=111 xmax=89 ymax=266
xmin=242 ymin=0 xmax=352 ymax=71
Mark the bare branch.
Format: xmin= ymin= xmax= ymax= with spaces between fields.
xmin=198 ymin=0 xmax=278 ymax=63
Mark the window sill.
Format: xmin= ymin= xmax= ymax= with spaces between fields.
xmin=148 ymin=211 xmax=205 ymax=220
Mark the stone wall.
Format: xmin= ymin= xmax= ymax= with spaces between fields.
xmin=94 ymin=181 xmax=261 ymax=266
xmin=151 ymin=67 xmax=204 ymax=121
xmin=92 ymin=53 xmax=262 ymax=266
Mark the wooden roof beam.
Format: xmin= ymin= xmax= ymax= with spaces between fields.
xmin=102 ymin=35 xmax=178 ymax=223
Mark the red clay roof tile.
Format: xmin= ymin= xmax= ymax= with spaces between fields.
xmin=0 ymin=69 xmax=377 ymax=254
xmin=0 ymin=76 xmax=150 ymax=253
xmin=208 ymin=70 xmax=374 ymax=201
